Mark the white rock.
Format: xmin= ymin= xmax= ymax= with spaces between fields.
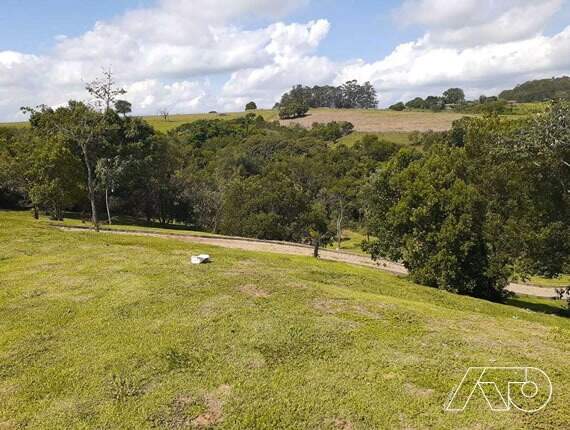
xmin=191 ymin=254 xmax=211 ymax=264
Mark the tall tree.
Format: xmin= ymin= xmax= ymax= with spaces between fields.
xmin=23 ymin=102 xmax=107 ymax=230
xmin=86 ymin=68 xmax=127 ymax=112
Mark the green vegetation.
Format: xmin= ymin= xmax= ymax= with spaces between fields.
xmin=500 ymin=76 xmax=570 ymax=102
xmin=363 ymin=105 xmax=570 ymax=301
xmin=338 ymin=131 xmax=411 ymax=147
xmin=143 ymin=110 xmax=279 ymax=133
xmin=1 ymin=210 xmax=569 ymax=429
xmin=529 ymin=275 xmax=570 ymax=288
xmin=245 ymin=101 xmax=257 ymax=111
xmin=324 ymin=228 xmax=368 ymax=254
xmin=278 ymin=80 xmax=378 ymax=111
xmin=2 ymin=71 xmax=569 ymax=304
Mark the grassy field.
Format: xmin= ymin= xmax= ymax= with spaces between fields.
xmin=280 ymin=109 xmax=469 ymax=133
xmin=1 ymin=210 xmax=570 ymax=429
xmin=324 ymin=229 xmax=368 ymax=255
xmin=1 ymin=105 xmax=546 ymax=148
xmin=528 ymin=275 xmax=570 ymax=288
xmin=1 ymin=108 xmax=465 ymax=136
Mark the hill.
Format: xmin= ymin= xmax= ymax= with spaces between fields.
xmin=499 ymin=76 xmax=570 ymax=102
xmin=1 ymin=210 xmax=569 ymax=429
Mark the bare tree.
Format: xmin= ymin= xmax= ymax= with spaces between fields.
xmin=86 ymin=67 xmax=127 ymax=112
xmin=159 ymin=109 xmax=170 ymax=121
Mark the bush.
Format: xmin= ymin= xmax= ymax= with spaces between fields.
xmin=245 ymin=101 xmax=257 ymax=111
xmin=405 ymin=97 xmax=426 ymax=109
xmin=310 ymin=121 xmax=354 ymax=142
xmin=279 ymin=100 xmax=309 ymax=119
xmin=389 ymin=102 xmax=406 ymax=111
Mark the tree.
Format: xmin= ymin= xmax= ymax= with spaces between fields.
xmin=278 ymin=98 xmax=309 ymax=119
xmin=310 ymin=121 xmax=354 ymax=143
xmin=425 ymin=96 xmax=445 ymax=112
xmin=363 ymin=146 xmax=508 ymax=301
xmin=406 ymin=97 xmax=426 ymax=109
xmin=96 ymin=157 xmax=124 ymax=225
xmin=159 ymin=109 xmax=170 ymax=121
xmin=115 ymin=100 xmax=132 ymax=117
xmin=302 ymin=200 xmax=334 ymax=258
xmin=278 ymin=81 xmax=377 ymax=110
xmin=86 ymin=68 xmax=127 ymax=112
xmin=443 ymin=88 xmax=466 ymax=105
xmin=245 ymin=101 xmax=257 ymax=111
xmin=25 ymin=102 xmax=108 ymax=230
xmin=499 ymin=76 xmax=570 ymax=102
xmin=389 ymin=102 xmax=406 ymax=111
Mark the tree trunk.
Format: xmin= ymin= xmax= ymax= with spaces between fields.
xmin=105 ymin=187 xmax=112 ymax=225
xmin=33 ymin=206 xmax=39 ymax=220
xmin=336 ymin=205 xmax=344 ymax=250
xmin=81 ymin=143 xmax=99 ymax=232
xmin=313 ymin=238 xmax=320 ymax=258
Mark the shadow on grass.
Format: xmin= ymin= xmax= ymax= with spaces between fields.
xmin=506 ymin=296 xmax=570 ymax=318
xmin=62 ymin=211 xmax=203 ymax=233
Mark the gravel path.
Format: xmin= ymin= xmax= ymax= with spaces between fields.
xmin=61 ymin=226 xmax=557 ymax=298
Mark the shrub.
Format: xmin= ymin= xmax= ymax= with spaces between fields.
xmin=389 ymin=102 xmax=406 ymax=111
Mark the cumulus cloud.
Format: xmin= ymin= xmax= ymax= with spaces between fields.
xmin=396 ymin=0 xmax=563 ymax=46
xmin=0 ymin=0 xmax=316 ymax=120
xmin=1 ymin=0 xmax=570 ymax=119
xmin=337 ymin=0 xmax=570 ymax=106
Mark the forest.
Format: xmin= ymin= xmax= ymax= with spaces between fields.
xmin=277 ymin=80 xmax=378 ymax=119
xmin=1 ymin=76 xmax=569 ymax=304
xmin=499 ymin=76 xmax=570 ymax=102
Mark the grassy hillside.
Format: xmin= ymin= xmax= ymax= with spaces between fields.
xmin=1 ymin=210 xmax=569 ymax=429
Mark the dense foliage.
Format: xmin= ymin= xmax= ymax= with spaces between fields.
xmin=278 ymin=80 xmax=378 ymax=114
xmin=363 ymin=103 xmax=570 ymax=300
xmin=245 ymin=101 xmax=257 ymax=111
xmin=1 ymin=74 xmax=568 ymax=302
xmin=499 ymin=76 xmax=570 ymax=102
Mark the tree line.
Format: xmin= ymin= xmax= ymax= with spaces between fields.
xmin=499 ymin=76 xmax=570 ymax=102
xmin=1 ymin=74 xmax=568 ymax=304
xmin=277 ymin=80 xmax=378 ymax=119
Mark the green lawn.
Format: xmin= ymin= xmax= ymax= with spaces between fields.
xmin=1 ymin=211 xmax=570 ymax=429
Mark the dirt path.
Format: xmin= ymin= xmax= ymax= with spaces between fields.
xmin=60 ymin=226 xmax=557 ymax=298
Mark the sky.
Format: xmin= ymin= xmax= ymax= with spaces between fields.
xmin=1 ymin=0 xmax=570 ymax=121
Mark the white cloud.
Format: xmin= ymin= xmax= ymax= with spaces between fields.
xmin=396 ymin=0 xmax=563 ymax=46
xmin=0 ymin=0 xmax=315 ymax=120
xmin=337 ymin=27 xmax=570 ymax=105
xmin=1 ymin=0 xmax=570 ymax=120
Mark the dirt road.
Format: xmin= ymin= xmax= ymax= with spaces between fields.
xmin=61 ymin=226 xmax=557 ymax=298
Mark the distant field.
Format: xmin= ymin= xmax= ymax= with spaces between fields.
xmin=280 ymin=108 xmax=470 ymax=133
xmin=0 ymin=104 xmax=546 ymax=139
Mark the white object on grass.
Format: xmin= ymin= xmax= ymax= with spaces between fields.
xmin=191 ymin=254 xmax=211 ymax=264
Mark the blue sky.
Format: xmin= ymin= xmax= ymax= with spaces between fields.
xmin=0 ymin=0 xmax=418 ymax=59
xmin=0 ymin=0 xmax=569 ymax=120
